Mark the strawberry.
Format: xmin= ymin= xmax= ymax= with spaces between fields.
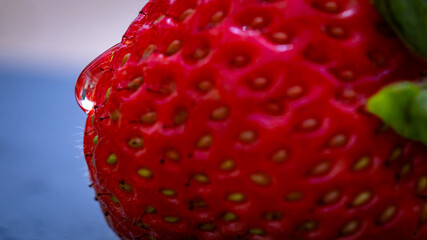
xmin=76 ymin=0 xmax=427 ymax=239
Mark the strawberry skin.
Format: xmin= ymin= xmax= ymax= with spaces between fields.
xmin=78 ymin=0 xmax=427 ymax=239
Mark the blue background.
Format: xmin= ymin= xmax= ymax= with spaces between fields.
xmin=0 ymin=63 xmax=117 ymax=239
xmin=0 ymin=0 xmax=148 ymax=238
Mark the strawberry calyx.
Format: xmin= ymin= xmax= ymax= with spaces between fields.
xmin=373 ymin=0 xmax=427 ymax=58
xmin=371 ymin=0 xmax=427 ymax=145
xmin=367 ymin=80 xmax=427 ymax=146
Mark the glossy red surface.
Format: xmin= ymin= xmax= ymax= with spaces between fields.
xmin=79 ymin=0 xmax=427 ymax=239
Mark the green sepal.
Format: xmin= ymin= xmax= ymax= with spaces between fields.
xmin=367 ymin=81 xmax=427 ymax=146
xmin=373 ymin=0 xmax=427 ymax=58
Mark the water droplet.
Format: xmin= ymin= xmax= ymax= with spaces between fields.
xmin=75 ymin=44 xmax=120 ymax=114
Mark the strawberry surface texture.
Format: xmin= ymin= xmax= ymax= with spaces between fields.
xmin=77 ymin=0 xmax=427 ymax=239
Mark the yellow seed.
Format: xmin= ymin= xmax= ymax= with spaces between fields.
xmin=263 ymin=211 xmax=283 ymax=221
xmin=211 ymin=11 xmax=225 ymax=23
xmin=128 ymin=77 xmax=144 ymax=90
xmin=286 ymin=86 xmax=304 ymax=98
xmin=153 ymin=15 xmax=165 ymax=24
xmin=286 ymin=192 xmax=303 ymax=202
xmin=121 ymin=53 xmax=131 ymax=66
xmin=399 ymin=163 xmax=411 ymax=177
xmin=231 ymin=55 xmax=249 ymax=68
xmin=145 ymin=205 xmax=156 ymax=214
xmin=417 ymin=176 xmax=427 ymax=195
xmin=165 ymin=149 xmax=181 ymax=161
xmin=338 ymin=69 xmax=354 ymax=81
xmin=161 ymin=189 xmax=176 ymax=197
xmin=369 ymin=52 xmax=386 ymax=66
xmin=353 ymin=156 xmax=371 ymax=171
xmin=227 ymin=193 xmax=246 ymax=202
xmin=192 ymin=200 xmax=208 ymax=208
xmin=135 ymin=221 xmax=150 ymax=229
xmin=128 ymin=137 xmax=144 ymax=148
xmin=192 ymin=48 xmax=209 ymax=60
xmin=310 ymin=161 xmax=331 ymax=176
xmin=323 ymin=1 xmax=339 ymax=13
xmin=137 ymin=168 xmax=153 ymax=178
xmin=189 ymin=199 xmax=209 ymax=210
xmin=199 ymin=223 xmax=215 ymax=231
xmin=141 ymin=111 xmax=157 ymax=124
xmin=197 ymin=134 xmax=213 ymax=149
xmin=389 ymin=147 xmax=402 ymax=161
xmin=250 ymin=173 xmax=271 ymax=186
xmin=328 ymin=134 xmax=347 ymax=147
xmin=166 ymin=40 xmax=183 ymax=55
xmin=321 ymin=189 xmax=340 ymax=205
xmin=271 ymin=31 xmax=290 ymax=44
xmin=193 ymin=200 xmax=209 ymax=207
xmin=378 ymin=205 xmax=397 ymax=225
xmin=158 ymin=81 xmax=176 ymax=94
xmin=249 ymin=228 xmax=265 ymax=235
xmin=211 ymin=106 xmax=229 ymax=120
xmin=110 ymin=110 xmax=121 ymax=121
xmin=300 ymin=119 xmax=318 ymax=131
xmin=271 ymin=149 xmax=288 ymax=163
xmin=179 ymin=9 xmax=195 ymax=21
xmin=327 ymin=26 xmax=346 ymax=38
xmin=107 ymin=154 xmax=118 ymax=165
xmin=239 ymin=131 xmax=257 ymax=143
xmin=342 ymin=89 xmax=357 ymax=100
xmin=351 ymin=191 xmax=372 ymax=207
xmin=250 ymin=16 xmax=265 ymax=29
xmin=174 ymin=110 xmax=188 ymax=125
xmin=340 ymin=220 xmax=359 ymax=236
xmin=264 ymin=101 xmax=284 ymax=115
xmin=142 ymin=44 xmax=156 ymax=60
xmin=250 ymin=77 xmax=269 ymax=90
xmin=224 ymin=212 xmax=237 ymax=221
xmin=163 ymin=216 xmax=179 ymax=223
xmin=105 ymin=88 xmax=111 ymax=101
xmin=193 ymin=173 xmax=210 ymax=183
xmin=119 ymin=181 xmax=133 ymax=192
xmin=299 ymin=221 xmax=317 ymax=232
xmin=198 ymin=80 xmax=213 ymax=92
xmin=220 ymin=159 xmax=235 ymax=171
xmin=91 ymin=115 xmax=95 ymax=127
xmin=110 ymin=195 xmax=119 ymax=204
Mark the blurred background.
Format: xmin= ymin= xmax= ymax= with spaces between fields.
xmin=0 ymin=0 xmax=148 ymax=239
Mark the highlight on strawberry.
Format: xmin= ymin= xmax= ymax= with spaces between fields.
xmin=75 ymin=0 xmax=427 ymax=239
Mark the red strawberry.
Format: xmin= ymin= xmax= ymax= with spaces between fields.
xmin=76 ymin=0 xmax=427 ymax=239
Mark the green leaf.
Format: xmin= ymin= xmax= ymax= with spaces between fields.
xmin=373 ymin=0 xmax=427 ymax=58
xmin=367 ymin=81 xmax=427 ymax=146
